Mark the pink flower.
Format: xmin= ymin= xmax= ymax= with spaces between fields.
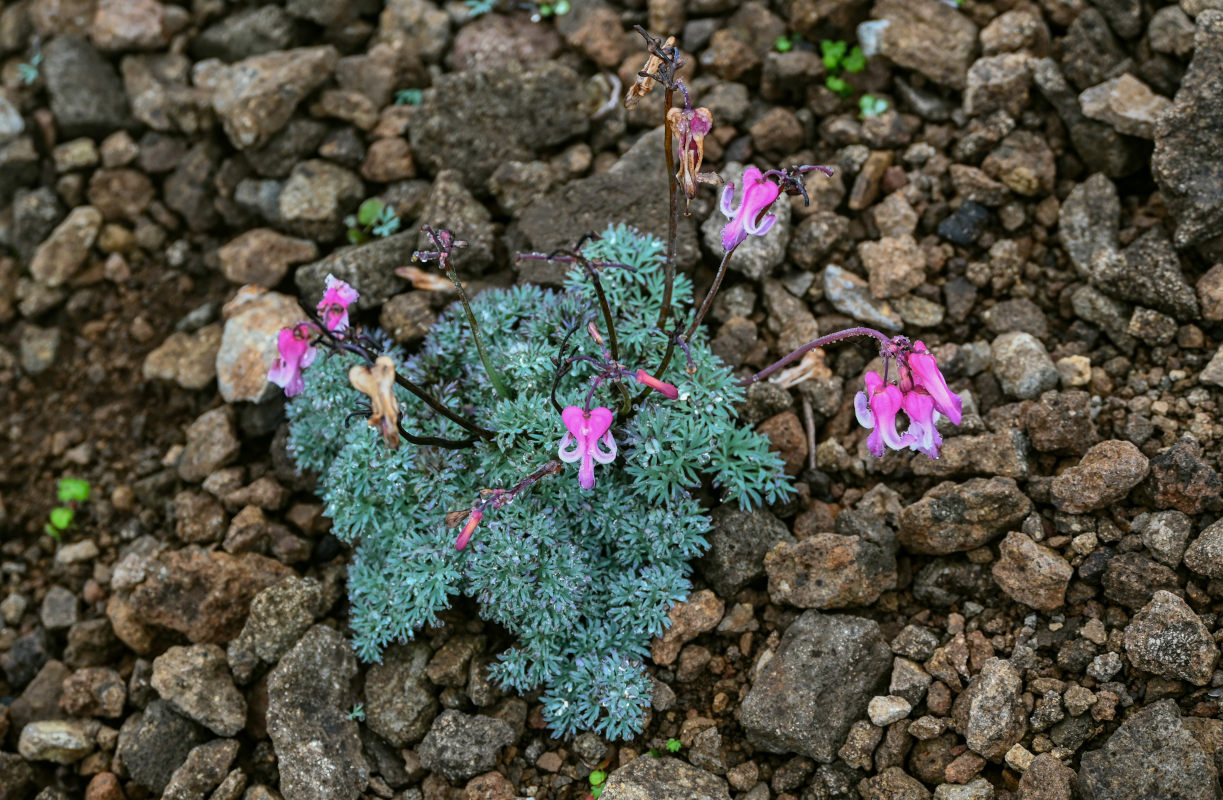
xmin=854 ymin=371 xmax=911 ymax=458
xmin=901 ymin=391 xmax=942 ymax=460
xmin=719 ymin=166 xmax=781 ymax=252
xmin=455 ymin=509 xmax=482 ymax=551
xmin=905 ymin=340 xmax=962 ymax=425
xmin=558 ymin=406 xmax=617 ymax=490
xmin=635 ymin=369 xmax=679 ymax=399
xmin=268 ymin=323 xmax=317 ymax=397
xmin=318 ymin=273 xmax=359 ymax=332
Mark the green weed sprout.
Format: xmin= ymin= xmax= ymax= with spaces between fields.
xmin=774 ymin=33 xmax=802 ymax=53
xmin=859 ymin=94 xmax=889 ymax=118
xmin=394 ymin=89 xmax=424 ymax=106
xmin=348 ymin=703 xmax=365 ymax=721
xmin=344 ymin=199 xmax=401 ymax=245
xmin=588 ymin=769 xmax=607 ymax=798
xmin=17 ymin=51 xmax=41 ymax=86
xmin=821 ymin=40 xmax=867 ymax=97
xmin=45 ymin=477 xmax=90 ymax=539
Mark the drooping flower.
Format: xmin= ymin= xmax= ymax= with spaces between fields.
xmin=668 ymin=106 xmax=714 ymax=208
xmin=318 ymin=273 xmax=359 ymax=332
xmin=635 ymin=369 xmax=679 ymax=399
xmin=905 ymin=340 xmax=962 ymax=425
xmin=854 ymin=371 xmax=912 ymax=458
xmin=901 ymin=391 xmax=942 ymax=460
xmin=455 ymin=509 xmax=482 ymax=551
xmin=348 ymin=356 xmax=401 ymax=449
xmin=557 ymin=406 xmax=617 ymax=490
xmin=268 ymin=323 xmax=317 ymax=397
xmin=719 ymin=166 xmax=781 ymax=252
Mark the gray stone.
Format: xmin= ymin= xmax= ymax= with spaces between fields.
xmin=823 ymin=265 xmax=903 ymax=332
xmin=1079 ymin=700 xmax=1219 ymax=800
xmin=698 ymin=507 xmax=794 ymax=597
xmin=1072 ymin=284 xmax=1135 ymax=352
xmin=162 ymin=739 xmax=239 ymax=800
xmin=0 ymin=95 xmax=23 ymax=145
xmin=28 ymin=205 xmax=102 ymax=288
xmin=417 ymin=710 xmax=516 ymax=783
xmin=990 ymin=332 xmax=1059 ymax=400
xmin=415 ymin=170 xmax=494 ymax=274
xmin=1079 ymin=74 xmax=1172 ymax=139
xmin=898 ymin=478 xmax=1032 ymax=555
xmin=267 ymin=625 xmax=368 ymax=800
xmin=1123 ymin=591 xmax=1219 ymax=686
xmin=43 ymin=36 xmax=133 ymax=138
xmin=602 ymin=755 xmax=731 ymax=800
xmin=872 ymin=0 xmax=978 ymax=88
xmin=364 ymin=642 xmax=437 ymax=747
xmin=177 ymin=406 xmax=240 ymax=483
xmin=1103 ymin=552 xmax=1181 ymax=610
xmin=991 ymin=531 xmax=1073 ymax=611
xmin=1152 ymin=11 xmax=1223 ymax=247
xmin=39 ymin=585 xmax=79 ymax=630
xmin=295 ymin=232 xmax=418 ymax=311
xmin=17 ymin=719 xmax=96 ymax=764
xmin=276 ymin=159 xmax=364 ymax=242
xmin=962 ymin=659 xmax=1027 ymax=761
xmin=409 ymin=62 xmax=588 ymax=194
xmin=151 ymin=644 xmax=247 ymax=736
xmin=859 ymin=767 xmax=932 ymax=800
xmin=764 ymin=511 xmax=897 ymax=610
xmin=740 ymin=611 xmax=892 ymax=762
xmin=193 ymin=6 xmax=297 ymax=62
xmin=1051 ymin=440 xmax=1149 ymax=513
xmin=0 ymin=752 xmax=34 ymax=800
xmin=227 ymin=576 xmax=325 ymax=683
xmin=1134 ymin=510 xmax=1193 ymax=567
xmin=117 ymin=700 xmax=208 ymax=794
xmin=1185 ymin=518 xmax=1223 ymax=579
xmin=19 ymin=324 xmax=61 ymax=375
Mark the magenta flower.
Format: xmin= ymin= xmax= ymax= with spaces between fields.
xmin=268 ymin=323 xmax=317 ymax=397
xmin=719 ymin=166 xmax=781 ymax=252
xmin=558 ymin=406 xmax=617 ymax=490
xmin=854 ymin=371 xmax=912 ymax=458
xmin=318 ymin=273 xmax=359 ymax=332
xmin=455 ymin=509 xmax=482 ymax=551
xmin=905 ymin=340 xmax=962 ymax=425
xmin=635 ymin=369 xmax=679 ymax=399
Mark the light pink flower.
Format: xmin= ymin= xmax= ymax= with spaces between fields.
xmin=854 ymin=371 xmax=911 ymax=458
xmin=902 ymin=391 xmax=942 ymax=459
xmin=635 ymin=369 xmax=679 ymax=399
xmin=719 ymin=166 xmax=781 ymax=252
xmin=905 ymin=340 xmax=962 ymax=425
xmin=318 ymin=273 xmax=359 ymax=332
xmin=558 ymin=406 xmax=617 ymax=490
xmin=268 ymin=323 xmax=317 ymax=397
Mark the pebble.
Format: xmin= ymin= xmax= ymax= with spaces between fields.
xmin=215 ymin=287 xmax=306 ymax=403
xmin=698 ymin=507 xmax=793 ymax=597
xmin=267 ymin=625 xmax=369 ymax=800
xmin=60 ymin=666 xmax=126 ymax=718
xmin=116 ymin=700 xmax=208 ymax=794
xmin=859 ymin=235 xmax=926 ymax=299
xmin=962 ymin=658 xmax=1026 ymax=761
xmin=872 ymin=0 xmax=978 ymax=88
xmin=823 ymin=265 xmax=903 ymax=332
xmin=1184 ymin=518 xmax=1223 ymax=578
xmin=1051 ymin=440 xmax=1149 ymax=513
xmin=1022 ymin=390 xmax=1098 ymax=454
xmin=28 ymin=205 xmax=102 ymax=288
xmin=1102 ymin=552 xmax=1180 ymax=610
xmin=218 ymin=228 xmax=317 ymax=287
xmin=43 ymin=36 xmax=134 ymax=138
xmin=227 ymin=575 xmax=324 ymax=682
xmin=1150 ymin=6 xmax=1197 ymax=56
xmin=177 ymin=406 xmax=241 ymax=483
xmin=898 ymin=477 xmax=1032 ymax=554
xmin=142 ymin=324 xmax=222 ymax=391
xmin=18 ymin=719 xmax=97 ymax=764
xmin=151 ymin=644 xmax=247 ymax=736
xmin=990 ymin=332 xmax=1060 ymax=400
xmin=1123 ymin=590 xmax=1219 ymax=686
xmin=417 ymin=710 xmax=515 ymax=784
xmin=1133 ymin=510 xmax=1192 ymax=567
xmin=652 ymin=589 xmax=724 ymax=666
xmin=982 ymin=130 xmax=1055 ymax=197
xmin=934 ymin=777 xmax=994 ymax=800
xmin=963 ymin=53 xmax=1032 ymax=118
xmin=1079 ymin=74 xmax=1171 ymax=139
xmin=380 ymin=292 xmax=436 ymax=346
xmin=740 ymin=611 xmax=892 ymax=762
xmin=1140 ymin=436 xmax=1223 ymax=515
xmin=40 ymin=585 xmax=79 ymax=630
xmin=276 ymin=159 xmax=364 ymax=242
xmin=868 ymin=696 xmax=912 ymax=726
xmin=603 ymin=755 xmax=730 ymax=800
xmin=991 ymin=532 xmax=1073 ymax=611
xmin=938 ymin=201 xmax=991 ymax=245
xmin=414 ymin=169 xmax=495 ymax=274
xmin=1079 ymin=700 xmax=1218 ymax=799
xmin=764 ymin=513 xmax=897 ymax=610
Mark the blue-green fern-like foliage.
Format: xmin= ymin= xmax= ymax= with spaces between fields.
xmin=285 ymin=224 xmax=791 ymax=739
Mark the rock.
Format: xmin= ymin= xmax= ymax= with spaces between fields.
xmin=268 ymin=625 xmax=368 ymax=800
xmin=897 ymin=478 xmax=1032 ymax=555
xmin=1050 ymin=440 xmax=1149 ymax=513
xmin=520 ymin=128 xmax=700 ymax=278
xmin=18 ymin=324 xmax=61 ymax=374
xmin=0 ymin=752 xmax=34 ymax=800
xmin=602 ymin=756 xmax=731 ymax=800
xmin=361 ymin=137 xmax=415 ymax=183
xmin=1117 ymin=229 xmax=1199 ymax=320
xmin=859 ymin=234 xmax=925 ymax=299
xmin=116 ymin=700 xmax=208 ymax=794
xmin=652 ymin=590 xmax=724 ymax=666
xmin=178 ymin=406 xmax=240 ymax=482
xmin=90 ymin=0 xmax=170 ymax=51
xmin=990 ymin=332 xmax=1059 ymax=400
xmin=757 ymin=410 xmax=807 ymax=474
xmin=1062 ymin=7 xmax=1131 ymax=90
xmin=18 ymin=719 xmax=96 ymax=764
xmin=162 ymin=739 xmax=239 ymax=800
xmin=227 ymin=576 xmax=325 ymax=683
xmin=964 ymin=54 xmax=1032 ymax=118
xmin=991 ymin=532 xmax=1073 ymax=611
xmin=1080 ymin=74 xmax=1172 ymax=139
xmin=11 ymin=187 xmax=66 ymax=264
xmin=1022 ymin=391 xmax=1098 ymax=454
xmin=934 ymin=779 xmax=995 ymax=800
xmin=1016 ymin=753 xmax=1075 ymax=799
xmin=740 ymin=611 xmax=892 ymax=762
xmin=1072 ymin=284 xmax=1135 ymax=352
xmin=28 ymin=206 xmax=102 ymax=288
xmin=295 ymin=232 xmax=418 ymax=310
xmin=363 ymin=642 xmax=437 ymax=747
xmin=0 ymin=95 xmax=22 ymax=146
xmin=872 ymin=0 xmax=977 ymax=88
xmin=142 ymin=324 xmax=222 ymax=390
xmin=1102 ymin=552 xmax=1181 ymax=609
xmin=38 ymin=585 xmax=78 ymax=631
xmin=417 ymin=710 xmax=515 ymax=784
xmin=60 ymin=666 xmax=126 ymax=717
xmin=151 ymin=644 xmax=246 ymax=736
xmin=859 ymin=767 xmax=932 ymax=800
xmin=276 ymin=159 xmax=364 ymax=242
xmin=764 ymin=511 xmax=897 ymax=609
xmin=1152 ymin=10 xmax=1223 ymax=247
xmin=1128 ymin=307 xmax=1177 ymax=345
xmin=962 ymin=659 xmax=1026 ymax=761
xmin=218 ymin=229 xmax=317 ymax=287
xmin=450 ymin=13 xmax=562 ymax=72
xmin=938 ymin=200 xmax=992 ymax=245
xmin=43 ymin=36 xmax=133 ymax=138
xmin=869 ymin=695 xmax=912 ymax=726
xmin=1140 ymin=436 xmax=1223 ymax=514
xmin=380 ymin=293 xmax=436 ymax=346
xmin=1079 ymin=700 xmax=1219 ymax=800
xmin=409 ymin=62 xmax=588 ymax=194
xmin=375 ymin=0 xmax=452 ymax=63
xmin=1185 ymin=518 xmax=1223 ymax=579
xmin=1123 ymin=591 xmax=1219 ymax=686
xmin=127 ymin=547 xmax=292 ymax=644
xmin=1134 ymin=510 xmax=1193 ymax=567
xmin=195 ymin=46 xmax=340 ymax=149
xmin=216 ymin=287 xmax=306 ymax=403
xmin=698 ymin=507 xmax=793 ymax=597
xmin=982 ymin=131 xmax=1055 ymax=197
xmin=193 ymin=5 xmax=297 ymax=62
xmin=1151 ymin=6 xmax=1197 ymax=56
xmin=823 ymin=264 xmax=903 ymax=332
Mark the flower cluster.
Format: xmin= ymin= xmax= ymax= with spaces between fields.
xmin=267 ymin=274 xmax=360 ymax=398
xmin=854 ymin=339 xmax=963 ymax=459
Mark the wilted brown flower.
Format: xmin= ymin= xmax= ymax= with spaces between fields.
xmin=624 ymin=35 xmax=676 ymax=109
xmin=348 ymin=356 xmax=401 ymax=449
xmin=667 ymin=106 xmax=715 ymax=208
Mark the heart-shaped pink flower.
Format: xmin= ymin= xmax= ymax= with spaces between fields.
xmin=557 ymin=406 xmax=617 ymax=490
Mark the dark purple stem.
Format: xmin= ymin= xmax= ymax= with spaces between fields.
xmin=741 ymin=327 xmax=893 ymax=386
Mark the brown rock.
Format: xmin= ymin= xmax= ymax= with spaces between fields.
xmin=1139 ymin=436 xmax=1223 ymax=514
xmin=29 ymin=206 xmax=102 ymax=288
xmin=85 ymin=772 xmax=125 ymax=800
xmin=651 ymin=589 xmax=724 ymax=666
xmin=1050 ymin=440 xmax=1149 ymax=513
xmin=982 ymin=130 xmax=1055 ymax=196
xmin=859 ymin=234 xmax=925 ymax=299
xmin=750 ymin=107 xmax=804 ymax=159
xmin=1016 ymin=753 xmax=1075 ymax=800
xmin=991 ymin=531 xmax=1073 ymax=611
xmin=757 ymin=410 xmax=808 ymax=475
xmin=380 ymin=292 xmax=436 ymax=345
xmin=178 ymin=406 xmax=240 ymax=483
xmin=361 ymin=137 xmax=416 ymax=182
xmin=764 ymin=533 xmax=897 ymax=609
xmin=218 ymin=229 xmax=317 ymax=287
xmin=142 ymin=324 xmax=222 ymax=390
xmin=60 ymin=667 xmax=126 ymax=718
xmin=898 ymin=478 xmax=1032 ymax=555
xmin=556 ymin=1 xmax=624 ymax=68
xmin=699 ymin=29 xmax=760 ymax=81
xmin=91 ymin=0 xmax=169 ymax=51
xmin=464 ymin=770 xmax=516 ymax=800
xmin=873 ymin=0 xmax=978 ymax=89
xmin=87 ymin=168 xmax=155 ymax=221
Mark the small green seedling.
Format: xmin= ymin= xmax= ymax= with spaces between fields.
xmin=859 ymin=94 xmax=889 ymax=118
xmin=45 ymin=477 xmax=90 ymax=540
xmin=588 ymin=769 xmax=607 ymax=799
xmin=345 ymin=199 xmax=401 ymax=245
xmin=536 ymin=0 xmax=570 ymax=17
xmin=394 ymin=88 xmax=423 ymax=106
xmin=348 ymin=703 xmax=365 ymax=721
xmin=666 ymin=738 xmax=682 ymax=753
xmin=774 ymin=33 xmax=802 ymax=53
xmin=17 ymin=51 xmax=41 ymax=86
xmin=821 ymin=40 xmax=867 ymax=97
xmin=465 ymin=0 xmax=497 ymax=16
